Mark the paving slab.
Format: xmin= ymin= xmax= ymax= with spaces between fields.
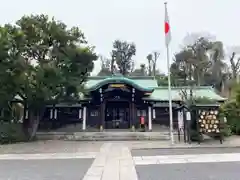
xmin=82 ymin=143 xmax=138 ymax=180
xmin=0 ymin=140 xmax=102 ymax=154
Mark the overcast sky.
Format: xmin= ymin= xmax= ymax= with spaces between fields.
xmin=0 ymin=0 xmax=239 ymax=74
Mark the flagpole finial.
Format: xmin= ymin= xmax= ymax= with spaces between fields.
xmin=164 ymin=2 xmax=167 ymax=4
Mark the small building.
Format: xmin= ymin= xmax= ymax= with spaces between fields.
xmin=41 ymin=76 xmax=226 ymax=131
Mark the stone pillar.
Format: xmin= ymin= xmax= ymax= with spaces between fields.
xmin=148 ymin=106 xmax=152 ymax=131
xmin=82 ymin=106 xmax=87 ymax=130
xmin=78 ymin=108 xmax=82 ymax=119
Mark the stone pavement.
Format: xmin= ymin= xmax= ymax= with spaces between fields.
xmin=0 ymin=141 xmax=139 ymax=180
xmin=1 ymin=135 xmax=240 ymax=155
xmin=1 ymin=136 xmax=240 ymax=179
xmin=83 ymin=143 xmax=138 ymax=180
xmin=0 ymin=140 xmax=103 ymax=154
xmin=123 ymin=135 xmax=240 ymax=149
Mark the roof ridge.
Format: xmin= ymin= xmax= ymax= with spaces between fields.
xmin=86 ymin=76 xmax=154 ymax=92
xmin=87 ymin=76 xmax=156 ymax=80
xmin=154 ymin=86 xmax=214 ymax=90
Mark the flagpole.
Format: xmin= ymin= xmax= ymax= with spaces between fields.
xmin=164 ymin=2 xmax=174 ymax=145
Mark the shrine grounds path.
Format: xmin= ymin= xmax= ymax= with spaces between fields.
xmin=1 ymin=138 xmax=240 ymax=180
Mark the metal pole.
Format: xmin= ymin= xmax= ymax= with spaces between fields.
xmin=164 ymin=2 xmax=174 ymax=144
xmin=166 ymin=45 xmax=174 ymax=144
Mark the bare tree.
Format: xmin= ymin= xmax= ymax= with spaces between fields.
xmin=228 ymin=50 xmax=240 ymax=82
xmin=146 ymin=54 xmax=153 ymax=76
xmin=152 ymin=51 xmax=160 ymax=76
xmin=146 ymin=51 xmax=160 ymax=76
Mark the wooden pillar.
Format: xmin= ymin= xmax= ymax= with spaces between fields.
xmin=100 ymin=102 xmax=105 ymax=131
xmin=78 ymin=108 xmax=82 ymax=119
xmin=131 ymin=88 xmax=135 ymax=130
xmin=148 ymin=105 xmax=152 ymax=131
xmin=99 ymin=88 xmax=104 ymax=131
xmin=54 ymin=108 xmax=58 ymax=120
xmin=50 ymin=108 xmax=53 ymax=120
xmin=82 ymin=106 xmax=87 ymax=130
xmin=132 ymin=103 xmax=135 ymax=128
xmin=129 ymin=102 xmax=132 ymax=128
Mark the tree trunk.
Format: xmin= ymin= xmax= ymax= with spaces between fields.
xmin=197 ymin=72 xmax=201 ymax=86
xmin=153 ymin=63 xmax=156 ymax=77
xmin=22 ymin=108 xmax=44 ymax=141
xmin=148 ymin=59 xmax=151 ymax=76
xmin=110 ymin=55 xmax=114 ymax=74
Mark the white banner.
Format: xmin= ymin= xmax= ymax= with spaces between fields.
xmin=178 ymin=111 xmax=184 ymax=129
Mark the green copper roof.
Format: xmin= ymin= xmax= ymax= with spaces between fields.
xmin=143 ymin=86 xmax=226 ymax=101
xmin=84 ymin=76 xmax=225 ymax=102
xmin=85 ymin=76 xmax=157 ymax=92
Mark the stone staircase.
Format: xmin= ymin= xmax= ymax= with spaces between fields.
xmin=37 ymin=123 xmax=183 ymax=141
xmin=36 ymin=131 xmax=181 ymax=141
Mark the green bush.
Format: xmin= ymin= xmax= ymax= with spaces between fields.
xmin=0 ymin=122 xmax=26 ymax=144
xmin=221 ymin=124 xmax=232 ymax=137
xmin=220 ymin=84 xmax=240 ymax=135
xmin=220 ymin=99 xmax=240 ymax=135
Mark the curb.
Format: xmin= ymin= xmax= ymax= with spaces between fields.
xmin=132 ymin=144 xmax=240 ymax=150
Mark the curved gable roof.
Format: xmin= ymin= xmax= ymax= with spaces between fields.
xmin=86 ymin=76 xmax=154 ymax=92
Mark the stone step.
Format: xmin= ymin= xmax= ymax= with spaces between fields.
xmin=37 ymin=131 xmax=182 ymax=141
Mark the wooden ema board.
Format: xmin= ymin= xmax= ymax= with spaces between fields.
xmin=197 ymin=109 xmax=223 ymax=144
xmin=198 ymin=110 xmax=220 ymax=134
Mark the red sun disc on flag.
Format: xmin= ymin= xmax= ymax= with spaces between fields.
xmin=165 ymin=22 xmax=170 ymax=34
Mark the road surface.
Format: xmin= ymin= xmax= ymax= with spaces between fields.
xmin=0 ymin=159 xmax=94 ymax=180
xmin=132 ymin=147 xmax=240 ymax=180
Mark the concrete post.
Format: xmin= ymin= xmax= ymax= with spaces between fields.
xmin=78 ymin=108 xmax=82 ymax=119
xmin=148 ymin=106 xmax=152 ymax=131
xmin=82 ymin=106 xmax=87 ymax=130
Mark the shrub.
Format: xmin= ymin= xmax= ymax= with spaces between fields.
xmin=220 ymin=85 xmax=240 ymax=135
xmin=0 ymin=122 xmax=26 ymax=144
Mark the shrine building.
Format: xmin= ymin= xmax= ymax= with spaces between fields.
xmin=41 ymin=76 xmax=226 ymax=131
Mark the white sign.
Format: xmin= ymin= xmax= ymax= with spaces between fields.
xmin=178 ymin=111 xmax=184 ymax=129
xmin=186 ymin=111 xmax=191 ymax=121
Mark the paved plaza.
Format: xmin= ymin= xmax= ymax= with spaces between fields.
xmin=1 ymin=140 xmax=240 ymax=179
